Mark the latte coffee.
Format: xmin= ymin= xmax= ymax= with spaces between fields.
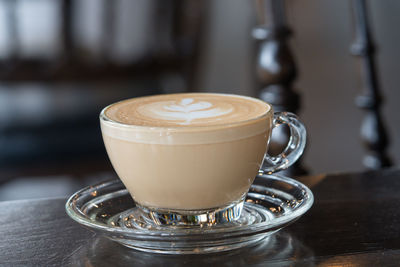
xmin=101 ymin=93 xmax=272 ymax=210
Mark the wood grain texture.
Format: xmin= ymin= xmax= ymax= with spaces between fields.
xmin=1 ymin=168 xmax=400 ymax=266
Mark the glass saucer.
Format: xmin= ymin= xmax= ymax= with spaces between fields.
xmin=65 ymin=174 xmax=313 ymax=254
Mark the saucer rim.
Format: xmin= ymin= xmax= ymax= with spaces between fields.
xmin=65 ymin=174 xmax=313 ymax=238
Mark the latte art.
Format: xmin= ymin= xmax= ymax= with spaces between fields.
xmin=105 ymin=93 xmax=270 ymax=127
xmin=100 ymin=93 xmax=274 ymax=210
xmin=142 ymin=98 xmax=233 ymax=125
xmin=100 ymin=92 xmax=305 ymax=219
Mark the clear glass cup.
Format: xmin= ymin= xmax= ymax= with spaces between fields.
xmin=100 ymin=93 xmax=306 ymax=226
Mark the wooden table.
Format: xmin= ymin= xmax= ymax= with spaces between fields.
xmin=1 ymin=168 xmax=400 ymax=266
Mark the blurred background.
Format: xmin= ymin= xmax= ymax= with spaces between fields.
xmin=0 ymin=0 xmax=398 ymax=200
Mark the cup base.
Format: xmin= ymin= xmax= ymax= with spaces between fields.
xmin=134 ymin=196 xmax=245 ymax=226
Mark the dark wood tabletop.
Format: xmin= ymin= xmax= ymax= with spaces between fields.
xmin=1 ymin=168 xmax=400 ymax=266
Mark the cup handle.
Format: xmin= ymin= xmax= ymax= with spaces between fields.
xmin=260 ymin=112 xmax=306 ymax=174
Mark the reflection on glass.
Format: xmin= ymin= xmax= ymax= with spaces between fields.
xmin=66 ymin=231 xmax=315 ymax=267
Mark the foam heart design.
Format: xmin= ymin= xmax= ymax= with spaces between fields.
xmin=154 ymin=98 xmax=233 ymax=124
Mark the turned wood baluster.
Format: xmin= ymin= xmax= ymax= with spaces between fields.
xmin=350 ymin=0 xmax=392 ymax=169
xmin=253 ymin=0 xmax=306 ymax=176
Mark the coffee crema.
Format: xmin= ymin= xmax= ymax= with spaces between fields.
xmin=102 ymin=93 xmax=272 ymax=145
xmin=105 ymin=93 xmax=270 ymax=127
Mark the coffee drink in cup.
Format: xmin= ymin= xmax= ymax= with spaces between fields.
xmin=100 ymin=93 xmax=306 ymax=225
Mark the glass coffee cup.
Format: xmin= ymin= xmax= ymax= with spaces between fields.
xmin=100 ymin=93 xmax=306 ymax=226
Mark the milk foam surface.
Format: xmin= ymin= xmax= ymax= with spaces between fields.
xmin=105 ymin=93 xmax=270 ymax=127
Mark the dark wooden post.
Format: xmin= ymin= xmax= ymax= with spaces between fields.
xmin=350 ymin=0 xmax=392 ymax=169
xmin=253 ymin=0 xmax=306 ymax=176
